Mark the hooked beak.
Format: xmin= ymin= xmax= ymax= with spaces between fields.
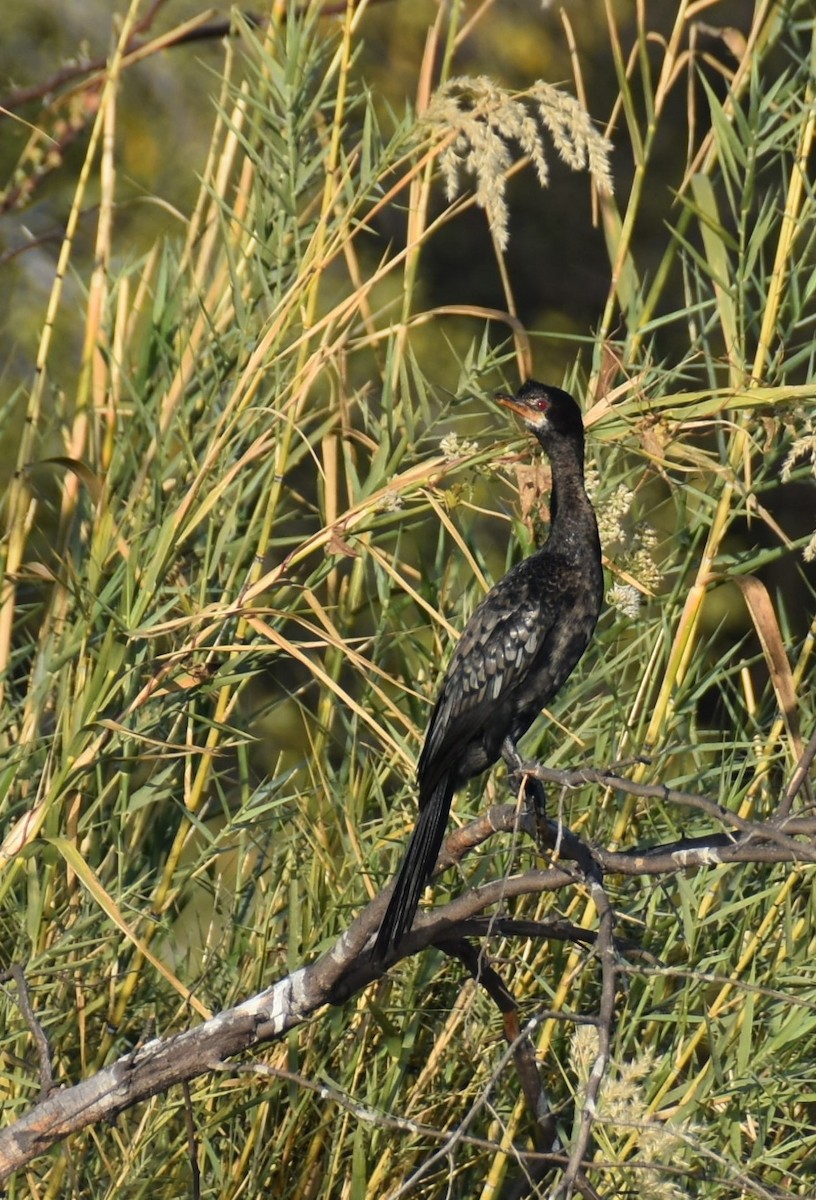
xmin=496 ymin=392 xmax=535 ymax=420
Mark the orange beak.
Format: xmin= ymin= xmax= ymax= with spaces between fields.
xmin=497 ymin=393 xmax=533 ymax=419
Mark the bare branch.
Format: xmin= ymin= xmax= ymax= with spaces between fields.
xmin=438 ymin=937 xmax=561 ymax=1159
xmin=781 ymin=724 xmax=816 ymax=816
xmin=0 ymin=964 xmax=55 ymax=1102
xmin=0 ymin=755 xmax=813 ymax=1186
xmin=523 ymin=761 xmax=816 ymax=861
xmin=552 ymin=868 xmax=617 ymax=1200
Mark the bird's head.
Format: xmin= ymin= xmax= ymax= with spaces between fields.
xmin=496 ymin=380 xmax=585 ymax=442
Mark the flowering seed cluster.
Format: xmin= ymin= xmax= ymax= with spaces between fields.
xmin=439 ymin=433 xmax=479 ymax=461
xmin=571 ymin=1026 xmax=698 ymax=1200
xmin=376 ymin=488 xmax=404 ymax=512
xmin=585 ymin=470 xmax=662 ymax=615
xmin=607 ymin=580 xmax=643 ymax=619
xmin=782 ymin=421 xmax=816 ymax=561
xmin=424 ymin=75 xmax=613 ymax=251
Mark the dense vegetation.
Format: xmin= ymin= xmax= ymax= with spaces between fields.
xmin=1 ymin=1 xmax=815 ymax=1196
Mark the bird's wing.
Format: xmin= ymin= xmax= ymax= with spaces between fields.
xmin=417 ymin=559 xmax=559 ymax=791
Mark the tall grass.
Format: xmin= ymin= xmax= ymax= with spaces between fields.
xmin=1 ymin=1 xmax=815 ymax=1197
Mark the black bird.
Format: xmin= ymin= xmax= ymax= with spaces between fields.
xmin=373 ymin=381 xmax=603 ymax=960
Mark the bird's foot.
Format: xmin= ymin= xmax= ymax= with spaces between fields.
xmin=501 ymin=738 xmax=549 ymax=844
xmin=520 ymin=774 xmax=547 ymax=821
xmin=523 ymin=776 xmax=550 ymax=850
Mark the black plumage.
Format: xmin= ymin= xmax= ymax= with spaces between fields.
xmin=373 ymin=380 xmax=603 ymax=959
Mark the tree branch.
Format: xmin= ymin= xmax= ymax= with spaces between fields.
xmin=0 ymin=2 xmax=397 ymax=117
xmin=0 ymin=752 xmax=813 ymax=1185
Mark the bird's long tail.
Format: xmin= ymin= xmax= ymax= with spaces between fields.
xmin=372 ymin=776 xmax=455 ymax=960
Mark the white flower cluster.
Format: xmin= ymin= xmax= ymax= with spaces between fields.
xmin=585 ymin=470 xmax=662 ymax=616
xmin=376 ymin=488 xmax=404 ymax=512
xmin=439 ymin=433 xmax=479 ymax=460
xmin=607 ymin=581 xmax=642 ymax=619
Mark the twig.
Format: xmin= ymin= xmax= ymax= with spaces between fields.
xmin=780 ymin=724 xmax=816 ymax=817
xmin=524 ymin=763 xmax=816 ymax=861
xmin=390 ymin=1012 xmax=550 ymax=1200
xmin=619 ymin=961 xmax=816 ymax=1010
xmin=437 ymin=799 xmax=816 ymax=883
xmin=437 ymin=937 xmax=561 ymax=1158
xmin=553 ymin=871 xmax=617 ymax=1200
xmin=0 ymin=964 xmax=54 ymax=1102
xmin=0 ymin=3 xmax=395 ymax=116
xmin=0 ymin=2 xmax=397 ymax=216
xmin=232 ymin=1061 xmax=670 ymax=1190
xmin=180 ymin=1080 xmax=200 ymax=1200
xmin=1 ymin=0 xmax=173 ymax=114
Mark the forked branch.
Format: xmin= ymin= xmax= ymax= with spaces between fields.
xmin=0 ymin=748 xmax=813 ymax=1191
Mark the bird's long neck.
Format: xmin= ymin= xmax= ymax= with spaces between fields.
xmin=540 ymin=435 xmax=597 ymax=558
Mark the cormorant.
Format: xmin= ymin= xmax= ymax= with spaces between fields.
xmin=373 ymin=381 xmax=603 ymax=959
